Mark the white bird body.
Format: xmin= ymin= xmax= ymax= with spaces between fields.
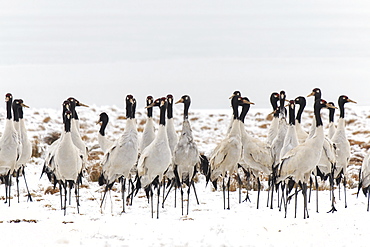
xmin=316 ymin=136 xmax=336 ymax=176
xmin=280 ymin=124 xmax=299 ymax=160
xmin=16 ymin=117 xmax=32 ymax=169
xmin=210 ymin=119 xmax=242 ymax=182
xmin=54 ymin=131 xmax=83 ymax=182
xmin=98 ymin=131 xmax=114 ymax=153
xmin=138 ymin=123 xmax=172 ymax=188
xmin=328 ymin=122 xmax=336 ymax=140
xmin=174 ymin=119 xmax=200 ymax=182
xmin=278 ymin=125 xmax=325 ymax=184
xmin=0 ymin=119 xmax=20 ymax=175
xmin=239 ymin=121 xmax=272 ymax=175
xmin=331 ymin=118 xmax=350 ymax=178
xmin=360 ymin=153 xmax=370 ymax=191
xmin=101 ymin=118 xmax=139 ymax=185
xmin=267 ymin=116 xmax=279 ymax=146
xmin=271 ymin=117 xmax=288 ymax=167
xmin=166 ymin=118 xmax=178 ymax=155
xmin=295 ymin=121 xmax=308 ymax=144
xmin=140 ymin=117 xmax=156 ymax=153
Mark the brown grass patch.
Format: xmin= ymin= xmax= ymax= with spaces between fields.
xmin=190 ymin=117 xmax=199 ymax=121
xmin=43 ymin=117 xmax=51 ymax=123
xmin=353 ymin=130 xmax=370 ymax=135
xmin=43 ymin=132 xmax=60 ymax=145
xmin=259 ymin=124 xmax=268 ymax=129
xmin=265 ymin=114 xmax=273 ymax=121
xmin=44 ymin=186 xmax=59 ymax=195
xmin=201 ymin=126 xmax=212 ymax=130
xmin=346 ymin=119 xmax=356 ymax=125
xmin=117 ymin=116 xmax=127 ymax=120
xmin=137 ymin=127 xmax=144 ymax=133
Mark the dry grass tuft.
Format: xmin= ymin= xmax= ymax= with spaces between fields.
xmin=352 ymin=130 xmax=370 ymax=135
xmin=44 ymin=186 xmax=59 ymax=195
xmin=346 ymin=119 xmax=357 ymax=125
xmin=87 ymin=163 xmax=102 ymax=182
xmin=259 ymin=124 xmax=268 ymax=129
xmin=190 ymin=117 xmax=199 ymax=121
xmin=117 ymin=116 xmax=127 ymax=120
xmin=43 ymin=117 xmax=51 ymax=123
xmin=43 ymin=132 xmax=61 ymax=145
xmin=201 ymin=126 xmax=212 ymax=130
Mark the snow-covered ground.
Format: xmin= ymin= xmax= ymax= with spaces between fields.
xmin=0 ymin=100 xmax=369 ymax=246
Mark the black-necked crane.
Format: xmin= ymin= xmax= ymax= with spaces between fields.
xmin=137 ymin=97 xmax=172 ymax=218
xmin=0 ymin=93 xmax=21 ymax=206
xmin=53 ymin=110 xmax=84 ymax=215
xmin=238 ymin=96 xmax=272 ymax=209
xmin=172 ymin=95 xmax=200 ymax=215
xmin=140 ymin=96 xmax=156 ymax=154
xmin=41 ymin=100 xmax=70 ymax=186
xmin=276 ymin=99 xmax=299 ymax=216
xmin=166 ymin=94 xmax=178 ymax=155
xmin=209 ymin=92 xmax=243 ymax=210
xmin=97 ymin=112 xmax=114 ymax=153
xmin=294 ymin=96 xmax=309 ymax=143
xmin=277 ymin=99 xmax=335 ymax=219
xmin=331 ymin=95 xmax=356 ymax=208
xmin=12 ymin=99 xmax=33 ymax=202
xmin=99 ymin=95 xmax=139 ymax=213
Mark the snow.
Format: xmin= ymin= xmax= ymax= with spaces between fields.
xmin=0 ymin=101 xmax=369 ymax=246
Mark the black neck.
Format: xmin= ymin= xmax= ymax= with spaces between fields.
xmin=339 ymin=104 xmax=345 ymax=118
xmin=329 ymin=107 xmax=335 ymax=122
xmin=64 ymin=116 xmax=71 ymax=133
xmin=159 ymin=104 xmax=166 ymax=126
xmin=239 ymin=104 xmax=250 ymax=123
xmin=167 ymin=101 xmax=173 ymax=119
xmin=99 ymin=120 xmax=108 ymax=136
xmin=6 ymin=98 xmax=12 ymax=120
xmin=126 ymin=102 xmax=132 ymax=119
xmin=18 ymin=107 xmax=24 ymax=119
xmin=183 ymin=101 xmax=190 ymax=120
xmin=69 ymin=101 xmax=79 ymax=120
xmin=131 ymin=101 xmax=136 ymax=119
xmin=231 ymin=96 xmax=239 ymax=120
xmin=288 ymin=105 xmax=295 ymax=125
xmin=314 ymin=102 xmax=323 ymax=127
xmin=147 ymin=106 xmax=153 ymax=118
xmin=295 ymin=99 xmax=306 ymax=123
xmin=12 ymin=103 xmax=20 ymax=122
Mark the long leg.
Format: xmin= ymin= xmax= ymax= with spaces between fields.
xmin=157 ymin=182 xmax=161 ymax=219
xmin=294 ymin=186 xmax=298 ymax=218
xmin=315 ymin=176 xmax=319 ymax=213
xmin=16 ymin=169 xmax=20 ymax=203
xmin=192 ymin=181 xmax=199 ymax=205
xmin=227 ymin=176 xmax=231 ymax=210
xmin=64 ymin=183 xmax=67 ymax=216
xmin=237 ymin=172 xmax=242 ymax=204
xmin=101 ymin=185 xmax=110 ymax=208
xmin=284 ymin=183 xmax=289 ymax=218
xmin=162 ymin=180 xmax=174 ymax=208
xmin=75 ymin=182 xmax=80 ymax=214
xmin=150 ymin=185 xmax=154 ymax=218
xmin=187 ymin=185 xmax=191 ymax=215
xmin=222 ymin=177 xmax=226 ymax=210
xmin=122 ymin=178 xmax=126 ymax=212
xmin=22 ymin=169 xmax=33 ymax=202
xmin=368 ymin=189 xmax=370 ymax=212
xmin=8 ymin=174 xmax=12 ymax=207
xmin=308 ymin=176 xmax=312 ymax=203
xmin=180 ymin=184 xmax=184 ymax=215
xmin=267 ymin=175 xmax=271 ymax=207
xmin=59 ymin=182 xmax=63 ymax=210
xmin=257 ymin=177 xmax=261 ymax=209
xmin=343 ymin=176 xmax=347 ymax=208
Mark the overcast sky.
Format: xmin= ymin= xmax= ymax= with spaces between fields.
xmin=1 ymin=0 xmax=370 ymax=110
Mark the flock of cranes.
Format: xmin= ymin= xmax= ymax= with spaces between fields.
xmin=0 ymin=89 xmax=370 ymax=219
